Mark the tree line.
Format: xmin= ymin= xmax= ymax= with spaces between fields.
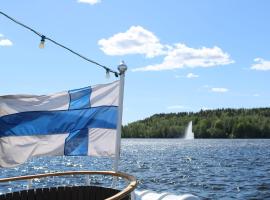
xmin=122 ymin=108 xmax=270 ymax=138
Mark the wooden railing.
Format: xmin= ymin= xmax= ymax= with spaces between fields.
xmin=0 ymin=171 xmax=137 ymax=200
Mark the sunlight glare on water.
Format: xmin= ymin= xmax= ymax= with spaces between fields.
xmin=0 ymin=139 xmax=270 ymax=199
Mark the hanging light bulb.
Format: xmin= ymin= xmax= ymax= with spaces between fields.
xmin=39 ymin=35 xmax=46 ymax=49
xmin=106 ymin=69 xmax=110 ymax=79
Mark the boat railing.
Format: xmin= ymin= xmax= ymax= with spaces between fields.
xmin=0 ymin=170 xmax=137 ymax=200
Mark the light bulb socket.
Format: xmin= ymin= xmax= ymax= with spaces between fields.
xmin=40 ymin=35 xmax=46 ymax=42
xmin=39 ymin=35 xmax=46 ymax=49
xmin=105 ymin=69 xmax=110 ymax=79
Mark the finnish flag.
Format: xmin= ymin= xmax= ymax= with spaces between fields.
xmin=0 ymin=81 xmax=119 ymax=168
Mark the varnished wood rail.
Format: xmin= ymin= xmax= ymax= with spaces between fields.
xmin=0 ymin=171 xmax=137 ymax=200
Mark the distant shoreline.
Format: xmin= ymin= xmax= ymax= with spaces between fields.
xmin=122 ymin=108 xmax=270 ymax=139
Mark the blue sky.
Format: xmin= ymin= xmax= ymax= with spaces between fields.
xmin=0 ymin=0 xmax=269 ymax=124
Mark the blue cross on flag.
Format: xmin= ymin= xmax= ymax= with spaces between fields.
xmin=0 ymin=81 xmax=119 ymax=168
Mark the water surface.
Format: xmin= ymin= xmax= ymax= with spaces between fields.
xmin=1 ymin=139 xmax=269 ymax=199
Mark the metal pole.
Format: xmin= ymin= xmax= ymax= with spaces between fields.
xmin=113 ymin=61 xmax=127 ymax=172
xmin=27 ymin=179 xmax=32 ymax=189
xmin=85 ymin=174 xmax=90 ymax=186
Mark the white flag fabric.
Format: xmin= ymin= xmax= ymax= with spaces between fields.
xmin=0 ymin=81 xmax=119 ymax=168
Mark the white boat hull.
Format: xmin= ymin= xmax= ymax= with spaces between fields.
xmin=134 ymin=190 xmax=199 ymax=200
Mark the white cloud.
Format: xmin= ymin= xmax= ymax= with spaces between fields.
xmin=251 ymin=58 xmax=270 ymax=71
xmin=167 ymin=105 xmax=188 ymax=110
xmin=0 ymin=39 xmax=13 ymax=46
xmin=77 ymin=0 xmax=100 ymax=5
xmin=99 ymin=26 xmax=234 ymax=71
xmin=133 ymin=43 xmax=234 ymax=71
xmin=186 ymin=73 xmax=199 ymax=78
xmin=253 ymin=94 xmax=260 ymax=97
xmin=211 ymin=87 xmax=229 ymax=93
xmin=0 ymin=34 xmax=13 ymax=47
xmin=98 ymin=26 xmax=167 ymax=58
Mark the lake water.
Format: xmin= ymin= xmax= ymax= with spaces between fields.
xmin=0 ymin=139 xmax=270 ymax=199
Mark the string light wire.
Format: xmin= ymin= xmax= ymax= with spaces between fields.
xmin=0 ymin=11 xmax=119 ymax=77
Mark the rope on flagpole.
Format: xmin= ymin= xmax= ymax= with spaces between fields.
xmin=0 ymin=10 xmax=119 ymax=77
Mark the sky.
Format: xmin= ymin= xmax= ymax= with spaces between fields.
xmin=0 ymin=0 xmax=269 ymax=124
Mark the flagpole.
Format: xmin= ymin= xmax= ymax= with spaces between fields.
xmin=113 ymin=61 xmax=127 ymax=172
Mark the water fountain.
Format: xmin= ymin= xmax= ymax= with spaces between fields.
xmin=184 ymin=121 xmax=194 ymax=139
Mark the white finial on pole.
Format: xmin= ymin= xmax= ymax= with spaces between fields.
xmin=113 ymin=61 xmax=127 ymax=172
xmin=118 ymin=61 xmax=128 ymax=74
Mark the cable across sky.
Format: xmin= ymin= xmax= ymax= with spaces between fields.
xmin=0 ymin=11 xmax=119 ymax=77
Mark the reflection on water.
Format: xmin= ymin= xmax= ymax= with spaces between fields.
xmin=1 ymin=139 xmax=270 ymax=199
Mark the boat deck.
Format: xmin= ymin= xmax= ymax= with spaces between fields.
xmin=0 ymin=186 xmax=131 ymax=200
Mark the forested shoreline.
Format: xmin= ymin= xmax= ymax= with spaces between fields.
xmin=122 ymin=108 xmax=270 ymax=138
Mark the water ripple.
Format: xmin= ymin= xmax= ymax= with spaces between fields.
xmin=0 ymin=139 xmax=270 ymax=199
